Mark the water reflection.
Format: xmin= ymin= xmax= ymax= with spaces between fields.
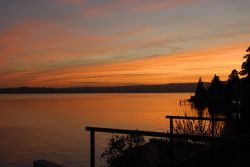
xmin=0 ymin=93 xmax=218 ymax=167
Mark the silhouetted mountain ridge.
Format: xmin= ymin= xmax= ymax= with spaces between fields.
xmin=0 ymin=83 xmax=210 ymax=94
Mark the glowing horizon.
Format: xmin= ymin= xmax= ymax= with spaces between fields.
xmin=1 ymin=0 xmax=250 ymax=87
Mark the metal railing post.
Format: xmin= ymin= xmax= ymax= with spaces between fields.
xmin=169 ymin=117 xmax=174 ymax=163
xmin=212 ymin=118 xmax=215 ymax=137
xmin=90 ymin=131 xmax=95 ymax=167
xmin=170 ymin=117 xmax=173 ymax=135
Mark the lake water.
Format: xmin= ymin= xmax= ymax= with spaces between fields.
xmin=0 ymin=93 xmax=212 ymax=167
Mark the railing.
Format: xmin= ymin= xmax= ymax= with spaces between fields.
xmin=85 ymin=127 xmax=170 ymax=167
xmin=85 ymin=116 xmax=245 ymax=167
xmin=166 ymin=115 xmax=240 ymax=137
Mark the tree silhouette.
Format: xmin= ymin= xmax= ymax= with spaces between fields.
xmin=240 ymin=46 xmax=250 ymax=78
xmin=192 ymin=77 xmax=207 ymax=109
xmin=208 ymin=75 xmax=224 ymax=93
xmin=228 ymin=69 xmax=239 ymax=82
xmin=195 ymin=77 xmax=207 ymax=100
xmin=227 ymin=69 xmax=240 ymax=103
xmin=190 ymin=46 xmax=250 ymax=118
xmin=240 ymin=46 xmax=250 ymax=118
xmin=207 ymin=74 xmax=226 ymax=104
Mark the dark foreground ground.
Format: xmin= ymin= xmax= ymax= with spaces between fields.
xmin=178 ymin=142 xmax=250 ymax=167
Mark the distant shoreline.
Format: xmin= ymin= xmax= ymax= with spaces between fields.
xmin=0 ymin=83 xmax=209 ymax=94
xmin=0 ymin=92 xmax=194 ymax=94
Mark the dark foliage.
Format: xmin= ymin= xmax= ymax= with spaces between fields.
xmin=190 ymin=78 xmax=207 ymax=109
xmin=240 ymin=46 xmax=250 ymax=77
xmin=195 ymin=78 xmax=207 ymax=101
xmin=101 ymin=135 xmax=146 ymax=167
xmin=191 ymin=46 xmax=250 ymax=118
xmin=207 ymin=75 xmax=226 ymax=104
xmin=226 ymin=69 xmax=240 ymax=103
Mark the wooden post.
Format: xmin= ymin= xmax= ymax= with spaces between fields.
xmin=211 ymin=119 xmax=216 ymax=161
xmin=211 ymin=118 xmax=215 ymax=137
xmin=170 ymin=117 xmax=173 ymax=135
xmin=90 ymin=131 xmax=95 ymax=167
xmin=169 ymin=117 xmax=174 ymax=163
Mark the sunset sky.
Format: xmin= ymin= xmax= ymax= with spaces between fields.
xmin=1 ymin=0 xmax=250 ymax=87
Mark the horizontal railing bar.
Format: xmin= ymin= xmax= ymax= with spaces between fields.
xmin=86 ymin=127 xmax=169 ymax=137
xmin=165 ymin=115 xmax=238 ymax=121
xmin=85 ymin=127 xmax=250 ymax=144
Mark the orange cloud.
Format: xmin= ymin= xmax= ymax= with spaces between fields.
xmin=0 ymin=20 xmax=154 ymax=69
xmin=1 ymin=41 xmax=248 ymax=87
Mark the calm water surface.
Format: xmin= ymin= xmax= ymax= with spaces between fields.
xmin=0 ymin=93 xmax=210 ymax=167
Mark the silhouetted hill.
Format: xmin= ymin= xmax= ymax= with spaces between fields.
xmin=0 ymin=83 xmax=210 ymax=94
